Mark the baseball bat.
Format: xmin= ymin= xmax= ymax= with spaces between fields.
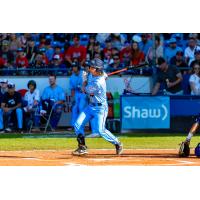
xmin=107 ymin=62 xmax=149 ymax=76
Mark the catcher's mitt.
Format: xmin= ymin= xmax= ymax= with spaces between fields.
xmin=179 ymin=141 xmax=190 ymax=157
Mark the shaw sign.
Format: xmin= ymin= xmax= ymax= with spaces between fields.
xmin=121 ymin=96 xmax=170 ymax=129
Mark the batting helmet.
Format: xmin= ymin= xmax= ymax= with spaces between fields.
xmin=91 ymin=58 xmax=104 ymax=72
xmin=195 ymin=143 xmax=200 ymax=157
xmin=27 ymin=80 xmax=37 ymax=89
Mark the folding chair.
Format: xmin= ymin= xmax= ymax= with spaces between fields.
xmin=40 ymin=99 xmax=56 ymax=133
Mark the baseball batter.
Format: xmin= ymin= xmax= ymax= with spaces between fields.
xmin=72 ymin=58 xmax=123 ymax=156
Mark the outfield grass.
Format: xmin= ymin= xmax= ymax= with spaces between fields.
xmin=0 ymin=133 xmax=199 ymax=151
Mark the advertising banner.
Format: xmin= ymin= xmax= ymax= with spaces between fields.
xmin=121 ymin=96 xmax=170 ymax=129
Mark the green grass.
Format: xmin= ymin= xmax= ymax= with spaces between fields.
xmin=0 ymin=133 xmax=199 ymax=151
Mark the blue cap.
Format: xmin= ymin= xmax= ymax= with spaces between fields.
xmin=168 ymin=38 xmax=177 ymax=43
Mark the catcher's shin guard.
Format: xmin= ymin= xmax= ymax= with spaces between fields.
xmin=179 ymin=141 xmax=190 ymax=157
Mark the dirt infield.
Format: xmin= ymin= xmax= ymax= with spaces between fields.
xmin=0 ymin=149 xmax=200 ymax=166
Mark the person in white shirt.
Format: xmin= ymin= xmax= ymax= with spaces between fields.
xmin=184 ymin=36 xmax=200 ymax=66
xmin=23 ymin=80 xmax=40 ymax=131
xmin=189 ymin=62 xmax=200 ymax=95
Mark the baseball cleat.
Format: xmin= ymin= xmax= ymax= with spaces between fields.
xmin=72 ymin=145 xmax=88 ymax=156
xmin=115 ymin=142 xmax=123 ymax=155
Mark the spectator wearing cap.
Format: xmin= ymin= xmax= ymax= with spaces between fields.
xmin=170 ymin=51 xmax=188 ymax=74
xmin=120 ymin=41 xmax=132 ymax=67
xmin=184 ymin=35 xmax=200 ymax=66
xmin=139 ymin=33 xmax=153 ymax=57
xmin=164 ymin=37 xmax=182 ymax=63
xmin=1 ymin=82 xmax=23 ymax=133
xmin=131 ymin=41 xmax=145 ymax=66
xmin=151 ymin=57 xmax=183 ymax=95
xmin=15 ymin=48 xmax=29 ymax=75
xmin=49 ymin=54 xmax=67 ymax=75
xmin=65 ymin=34 xmax=87 ymax=66
xmin=0 ymin=79 xmax=8 ymax=96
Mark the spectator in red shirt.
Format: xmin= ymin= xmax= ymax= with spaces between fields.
xmin=0 ymin=57 xmax=5 ymax=68
xmin=15 ymin=48 xmax=29 ymax=75
xmin=65 ymin=34 xmax=86 ymax=66
xmin=120 ymin=41 xmax=132 ymax=66
xmin=131 ymin=41 xmax=145 ymax=66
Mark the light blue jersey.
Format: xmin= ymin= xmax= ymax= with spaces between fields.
xmin=86 ymin=75 xmax=107 ymax=105
xmin=74 ymin=73 xmax=120 ymax=145
xmin=42 ymin=85 xmax=65 ymax=101
xmin=42 ymin=85 xmax=65 ymax=129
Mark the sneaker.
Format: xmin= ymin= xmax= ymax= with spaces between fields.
xmin=115 ymin=142 xmax=123 ymax=155
xmin=5 ymin=128 xmax=12 ymax=133
xmin=72 ymin=145 xmax=88 ymax=156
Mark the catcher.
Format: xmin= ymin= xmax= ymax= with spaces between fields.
xmin=179 ymin=116 xmax=199 ymax=157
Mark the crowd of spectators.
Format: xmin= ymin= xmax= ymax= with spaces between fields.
xmin=0 ymin=33 xmax=199 ymax=76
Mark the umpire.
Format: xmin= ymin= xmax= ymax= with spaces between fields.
xmin=1 ymin=82 xmax=23 ymax=133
